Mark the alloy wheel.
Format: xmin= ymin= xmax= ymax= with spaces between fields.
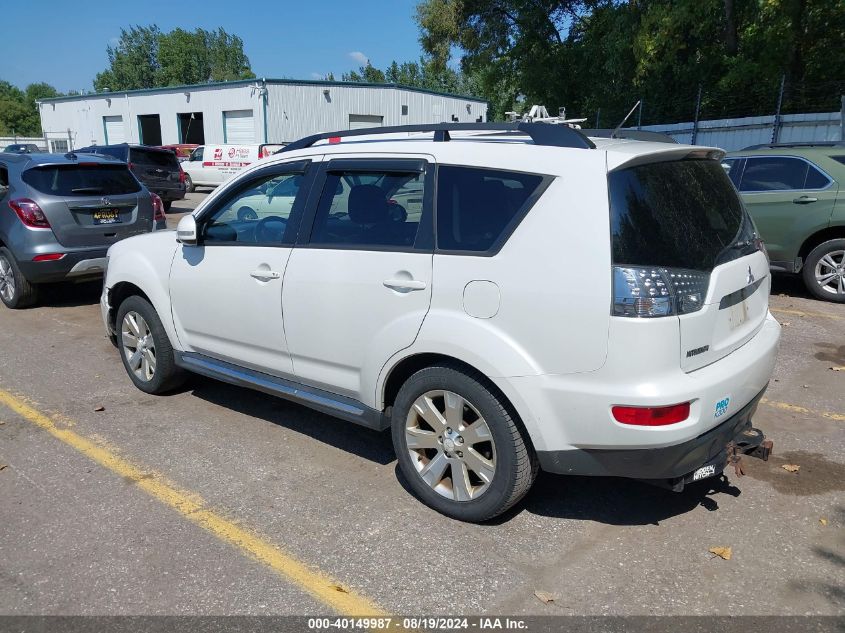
xmin=814 ymin=249 xmax=845 ymax=297
xmin=405 ymin=390 xmax=497 ymax=502
xmin=121 ymin=311 xmax=156 ymax=381
xmin=0 ymin=254 xmax=15 ymax=303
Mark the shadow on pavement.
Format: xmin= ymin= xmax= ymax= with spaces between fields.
xmin=35 ymin=280 xmax=102 ymax=308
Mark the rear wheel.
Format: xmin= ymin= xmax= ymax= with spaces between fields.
xmin=184 ymin=174 xmax=194 ymax=193
xmin=116 ymin=295 xmax=186 ymax=394
xmin=391 ymin=364 xmax=537 ymax=522
xmin=237 ymin=206 xmax=258 ymax=221
xmin=802 ymin=239 xmax=845 ymax=303
xmin=163 ymin=200 xmax=173 ymax=212
xmin=0 ymin=247 xmax=38 ymax=309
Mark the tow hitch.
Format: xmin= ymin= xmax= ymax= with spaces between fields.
xmin=645 ymin=426 xmax=773 ymax=492
xmin=726 ymin=427 xmax=773 ymax=476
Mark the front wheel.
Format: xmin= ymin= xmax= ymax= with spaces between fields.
xmin=802 ymin=239 xmax=845 ymax=303
xmin=391 ymin=365 xmax=537 ymax=522
xmin=116 ymin=295 xmax=186 ymax=394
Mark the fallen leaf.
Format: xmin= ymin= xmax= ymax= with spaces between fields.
xmin=781 ymin=321 xmax=790 ymax=327
xmin=820 ymin=518 xmax=828 ymax=526
xmin=534 ymin=590 xmax=559 ymax=604
xmin=0 ymin=464 xmax=7 ymax=471
xmin=94 ymin=406 xmax=105 ymax=412
xmin=0 ymin=420 xmax=5 ymax=425
xmin=709 ymin=546 xmax=732 ymax=560
xmin=782 ymin=464 xmax=800 ymax=473
xmin=830 ymin=367 xmax=845 ymax=372
xmin=329 ymin=584 xmax=348 ymax=593
xmin=802 ymin=384 xmax=810 ymax=389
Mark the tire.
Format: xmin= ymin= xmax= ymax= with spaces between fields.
xmin=184 ymin=174 xmax=194 ymax=193
xmin=115 ymin=295 xmax=186 ymax=394
xmin=391 ymin=364 xmax=538 ymax=522
xmin=802 ymin=238 xmax=845 ymax=303
xmin=163 ymin=200 xmax=173 ymax=212
xmin=0 ymin=246 xmax=39 ymax=309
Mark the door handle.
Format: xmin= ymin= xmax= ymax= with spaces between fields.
xmin=250 ymin=270 xmax=281 ymax=280
xmin=383 ymin=278 xmax=427 ymax=292
xmin=793 ymin=196 xmax=818 ymax=204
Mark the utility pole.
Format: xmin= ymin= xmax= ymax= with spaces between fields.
xmin=595 ymin=108 xmax=601 ymax=129
xmin=840 ymin=94 xmax=844 ymax=141
xmin=637 ymin=98 xmax=643 ymax=130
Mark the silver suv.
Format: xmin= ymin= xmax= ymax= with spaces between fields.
xmin=0 ymin=152 xmax=163 ymax=308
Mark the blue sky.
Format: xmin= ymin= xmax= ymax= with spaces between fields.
xmin=1 ymin=0 xmax=427 ymax=93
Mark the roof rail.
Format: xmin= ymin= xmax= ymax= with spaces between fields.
xmin=280 ymin=121 xmax=596 ymax=153
xmin=742 ymin=141 xmax=845 ymax=150
xmin=581 ymin=129 xmax=678 ymax=144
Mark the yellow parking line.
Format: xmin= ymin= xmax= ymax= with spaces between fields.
xmin=760 ymin=398 xmax=845 ymax=422
xmin=0 ymin=388 xmax=386 ymax=616
xmin=771 ymin=307 xmax=843 ymax=321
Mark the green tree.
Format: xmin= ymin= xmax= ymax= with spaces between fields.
xmin=94 ymin=25 xmax=254 ymax=91
xmin=342 ymin=62 xmax=387 ymax=83
xmin=0 ymin=80 xmax=61 ymax=136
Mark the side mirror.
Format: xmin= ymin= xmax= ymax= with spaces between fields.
xmin=176 ymin=214 xmax=198 ymax=245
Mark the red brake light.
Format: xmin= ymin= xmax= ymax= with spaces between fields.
xmin=612 ymin=402 xmax=691 ymax=426
xmin=9 ymin=198 xmax=51 ymax=229
xmin=328 ymin=136 xmax=341 ymax=144
xmin=32 ymin=253 xmax=65 ymax=262
xmin=150 ymin=192 xmax=166 ymax=222
xmin=127 ymin=162 xmax=134 ymax=171
xmin=178 ymin=167 xmax=186 ymax=183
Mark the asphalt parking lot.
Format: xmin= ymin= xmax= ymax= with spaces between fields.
xmin=0 ymin=190 xmax=842 ymax=617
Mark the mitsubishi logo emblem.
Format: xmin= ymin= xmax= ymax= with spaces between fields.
xmin=101 ymin=197 xmax=111 ymax=206
xmin=747 ymin=266 xmax=755 ymax=285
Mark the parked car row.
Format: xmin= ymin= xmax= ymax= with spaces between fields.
xmin=0 ymin=150 xmax=168 ymax=308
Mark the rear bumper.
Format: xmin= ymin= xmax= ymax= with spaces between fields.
xmin=149 ymin=184 xmax=186 ymax=202
xmin=537 ymin=386 xmax=767 ymax=479
xmin=17 ymin=248 xmax=109 ymax=283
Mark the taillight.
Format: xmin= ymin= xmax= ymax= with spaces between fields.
xmin=150 ymin=193 xmax=166 ymax=222
xmin=613 ymin=266 xmax=709 ymax=317
xmin=32 ymin=253 xmax=65 ymax=262
xmin=612 ymin=402 xmax=691 ymax=426
xmin=9 ymin=198 xmax=51 ymax=229
xmin=127 ymin=162 xmax=134 ymax=171
xmin=178 ymin=168 xmax=186 ymax=183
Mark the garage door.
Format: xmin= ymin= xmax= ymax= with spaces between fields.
xmin=223 ymin=110 xmax=255 ymax=143
xmin=348 ymin=114 xmax=384 ymax=130
xmin=103 ymin=116 xmax=125 ymax=144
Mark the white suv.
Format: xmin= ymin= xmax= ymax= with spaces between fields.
xmin=101 ymin=123 xmax=781 ymax=522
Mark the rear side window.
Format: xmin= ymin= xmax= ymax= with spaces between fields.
xmin=832 ymin=155 xmax=845 ymax=166
xmin=22 ymin=164 xmax=142 ymax=196
xmin=309 ymin=170 xmax=425 ymax=248
xmin=81 ymin=147 xmax=126 ymax=161
xmin=610 ymin=159 xmax=754 ymax=271
xmin=436 ymin=166 xmax=545 ymax=252
xmin=131 ymin=149 xmax=179 ymax=169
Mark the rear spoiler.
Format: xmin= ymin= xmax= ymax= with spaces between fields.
xmin=607 ymin=146 xmax=726 ymax=172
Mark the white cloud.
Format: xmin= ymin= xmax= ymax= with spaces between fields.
xmin=310 ymin=72 xmax=324 ymax=79
xmin=108 ymin=37 xmax=120 ymax=47
xmin=348 ymin=51 xmax=368 ymax=66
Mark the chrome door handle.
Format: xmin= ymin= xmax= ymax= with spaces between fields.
xmin=383 ymin=278 xmax=427 ymax=292
xmin=793 ymin=196 xmax=818 ymax=204
xmin=250 ymin=270 xmax=281 ymax=280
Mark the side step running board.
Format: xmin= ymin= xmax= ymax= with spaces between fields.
xmin=174 ymin=352 xmax=389 ymax=431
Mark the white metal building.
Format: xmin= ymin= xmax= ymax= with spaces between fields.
xmin=36 ymin=79 xmax=488 ymax=153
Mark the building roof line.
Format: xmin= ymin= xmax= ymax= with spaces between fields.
xmin=36 ymin=78 xmax=487 ymax=105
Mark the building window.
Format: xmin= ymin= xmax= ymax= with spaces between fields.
xmin=50 ymin=139 xmax=69 ymax=153
xmin=401 ymin=105 xmax=408 ymax=116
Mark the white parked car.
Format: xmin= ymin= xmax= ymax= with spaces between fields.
xmin=101 ymin=123 xmax=781 ymax=522
xmin=181 ymin=143 xmax=285 ymax=191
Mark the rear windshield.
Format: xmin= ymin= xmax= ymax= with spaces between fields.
xmin=131 ymin=148 xmax=179 ymax=169
xmin=609 ymin=159 xmax=756 ymax=271
xmin=23 ymin=164 xmax=142 ymax=196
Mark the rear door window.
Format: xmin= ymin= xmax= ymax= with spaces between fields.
xmin=721 ymin=158 xmax=744 ymax=188
xmin=22 ymin=164 xmax=142 ymax=196
xmin=308 ymin=165 xmax=427 ymax=249
xmin=435 ymin=166 xmax=547 ymax=253
xmin=609 ymin=159 xmax=755 ymax=271
xmin=739 ymin=157 xmax=808 ymax=192
xmin=803 ymin=162 xmax=831 ymax=189
xmin=131 ymin=148 xmax=179 ymax=170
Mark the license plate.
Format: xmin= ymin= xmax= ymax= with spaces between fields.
xmin=93 ymin=209 xmax=120 ymax=225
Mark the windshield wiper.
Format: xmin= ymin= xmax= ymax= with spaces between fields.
xmin=71 ymin=187 xmax=105 ymax=193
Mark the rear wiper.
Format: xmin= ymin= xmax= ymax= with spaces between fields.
xmin=71 ymin=187 xmax=105 ymax=193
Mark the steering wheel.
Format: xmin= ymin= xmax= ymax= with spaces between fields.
xmin=254 ymin=215 xmax=287 ymax=242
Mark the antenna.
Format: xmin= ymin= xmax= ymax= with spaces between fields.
xmin=611 ymin=101 xmax=642 ymax=138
